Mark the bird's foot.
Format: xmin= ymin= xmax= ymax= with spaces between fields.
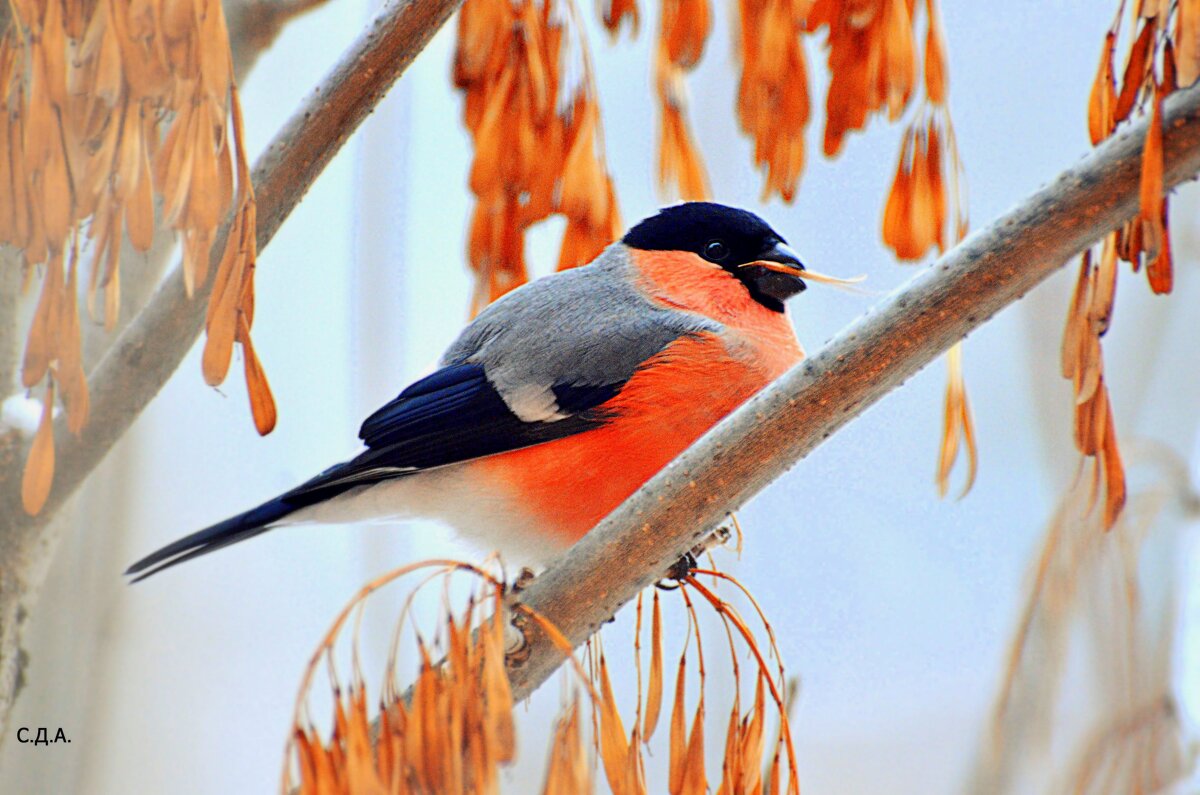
xmin=510 ymin=567 xmax=537 ymax=594
xmin=656 ymin=551 xmax=697 ymax=590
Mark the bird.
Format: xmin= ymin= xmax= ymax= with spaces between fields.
xmin=126 ymin=202 xmax=809 ymax=581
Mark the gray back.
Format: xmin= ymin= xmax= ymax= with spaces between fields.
xmin=442 ymin=245 xmax=722 ymax=392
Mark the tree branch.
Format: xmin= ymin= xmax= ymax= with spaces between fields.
xmin=499 ymin=82 xmax=1200 ymax=702
xmin=0 ymin=0 xmax=463 ymax=736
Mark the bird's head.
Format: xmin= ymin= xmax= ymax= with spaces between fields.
xmin=622 ymin=202 xmax=806 ymax=312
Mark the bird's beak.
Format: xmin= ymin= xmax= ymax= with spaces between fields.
xmin=752 ymin=241 xmax=806 ymax=274
xmin=739 ymin=241 xmax=808 ymax=303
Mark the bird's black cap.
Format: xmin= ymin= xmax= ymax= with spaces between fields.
xmin=623 ymin=202 xmax=806 ymax=312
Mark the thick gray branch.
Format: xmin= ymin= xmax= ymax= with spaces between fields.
xmin=501 ymin=82 xmax=1200 ymax=702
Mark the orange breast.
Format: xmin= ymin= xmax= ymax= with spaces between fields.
xmin=469 ymin=329 xmax=800 ymax=544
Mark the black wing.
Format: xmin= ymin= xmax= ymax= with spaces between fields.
xmin=286 ymin=362 xmax=621 ymax=502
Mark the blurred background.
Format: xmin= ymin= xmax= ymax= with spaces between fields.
xmin=2 ymin=0 xmax=1199 ymax=792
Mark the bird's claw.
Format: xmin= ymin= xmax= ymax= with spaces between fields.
xmin=656 ymin=551 xmax=697 ymax=590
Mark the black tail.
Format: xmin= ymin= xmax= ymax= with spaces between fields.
xmin=124 ymin=497 xmax=299 ymax=582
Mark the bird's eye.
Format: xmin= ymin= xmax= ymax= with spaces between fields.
xmin=703 ymin=239 xmax=729 ymax=261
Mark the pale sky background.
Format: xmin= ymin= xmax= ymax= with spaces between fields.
xmin=2 ymin=1 xmax=1199 ymax=793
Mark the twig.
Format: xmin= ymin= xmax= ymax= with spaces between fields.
xmin=498 ymin=81 xmax=1200 ymax=703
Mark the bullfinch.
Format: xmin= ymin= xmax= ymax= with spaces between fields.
xmin=126 ymin=202 xmax=808 ymax=581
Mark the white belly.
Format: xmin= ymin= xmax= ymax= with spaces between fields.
xmin=282 ymin=465 xmax=570 ymax=566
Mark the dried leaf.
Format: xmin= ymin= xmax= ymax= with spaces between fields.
xmin=597 ymin=652 xmax=629 ymax=795
xmin=239 ymin=319 xmax=277 ymax=436
xmin=668 ymin=654 xmax=688 ymax=794
xmin=680 ymin=694 xmax=707 ymax=794
xmin=1100 ymin=397 xmax=1126 ymax=530
xmin=1061 ymin=252 xmax=1091 ymax=380
xmin=1178 ymin=0 xmax=1200 ymax=86
xmin=881 ymin=0 xmax=916 ymax=119
xmin=643 ymin=592 xmax=665 ymax=741
xmin=22 ymin=255 xmax=64 ymax=388
xmin=22 ymin=381 xmax=56 ymax=515
xmin=1088 ymin=234 xmax=1118 ymax=335
xmin=1089 ymin=32 xmax=1116 ymax=145
xmin=1146 ymin=195 xmax=1172 ymax=294
xmin=1138 ymin=83 xmax=1165 ymax=261
xmin=923 ymin=0 xmax=947 ymax=104
xmin=1115 ymin=21 xmax=1155 ymax=124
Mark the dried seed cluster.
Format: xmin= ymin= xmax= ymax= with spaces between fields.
xmin=454 ymin=0 xmax=621 ymax=315
xmin=1071 ymin=0 xmax=1190 ymax=529
xmin=869 ymin=0 xmax=965 ymax=262
xmin=286 ymin=564 xmax=518 ymax=794
xmin=585 ymin=580 xmax=802 ymax=795
xmin=286 ymin=559 xmax=801 ymax=794
xmin=736 ymin=0 xmax=811 ymax=202
xmin=4 ymin=0 xmax=266 ymax=515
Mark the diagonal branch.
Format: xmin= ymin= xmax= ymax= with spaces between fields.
xmin=499 ymin=81 xmax=1200 ymax=702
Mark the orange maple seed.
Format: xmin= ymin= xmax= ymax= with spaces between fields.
xmin=560 ymin=101 xmax=607 ymax=223
xmin=1076 ymin=376 xmax=1107 ymax=456
xmin=910 ymin=130 xmax=941 ymax=258
xmin=740 ymin=674 xmax=767 ymax=791
xmin=923 ymin=0 xmax=947 ymax=104
xmin=643 ymin=592 xmax=665 ymax=741
xmin=679 ymin=694 xmax=707 ymax=794
xmin=1100 ymin=398 xmax=1126 ymax=530
xmin=881 ymin=0 xmax=916 ymax=120
xmin=61 ymin=261 xmax=89 ymax=435
xmin=603 ymin=0 xmax=640 ymax=38
xmin=1138 ymin=83 xmax=1165 ymax=261
xmin=239 ymin=318 xmax=277 ymax=436
xmin=126 ymin=155 xmax=156 ymax=252
xmin=482 ymin=606 xmax=515 ymax=764
xmin=22 ymin=380 xmax=56 ymax=515
xmin=718 ymin=699 xmax=742 ymax=793
xmin=1147 ymin=196 xmax=1173 ymax=294
xmin=102 ymin=251 xmax=121 ymax=331
xmin=1089 ymin=234 xmax=1118 ymax=335
xmin=520 ymin=0 xmax=550 ymax=118
xmin=882 ymin=129 xmax=915 ymax=257
xmin=662 ymin=0 xmax=711 ymax=68
xmin=668 ymin=654 xmax=688 ymax=794
xmin=1178 ymin=0 xmax=1200 ymax=87
xmin=1075 ymin=324 xmax=1103 ymax=408
xmin=203 ymin=212 xmax=253 ymax=386
xmin=596 ymin=652 xmax=629 ymax=795
xmin=926 ymin=120 xmax=948 ymax=252
xmin=455 ymin=0 xmax=504 ymax=84
xmin=1115 ymin=20 xmax=1155 ymax=124
xmin=468 ymin=68 xmax=516 ymax=199
xmin=42 ymin=141 xmax=73 ymax=247
xmin=1061 ymin=252 xmax=1090 ymax=379
xmin=936 ymin=342 xmax=977 ymax=499
xmin=22 ymin=253 xmax=64 ymax=388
